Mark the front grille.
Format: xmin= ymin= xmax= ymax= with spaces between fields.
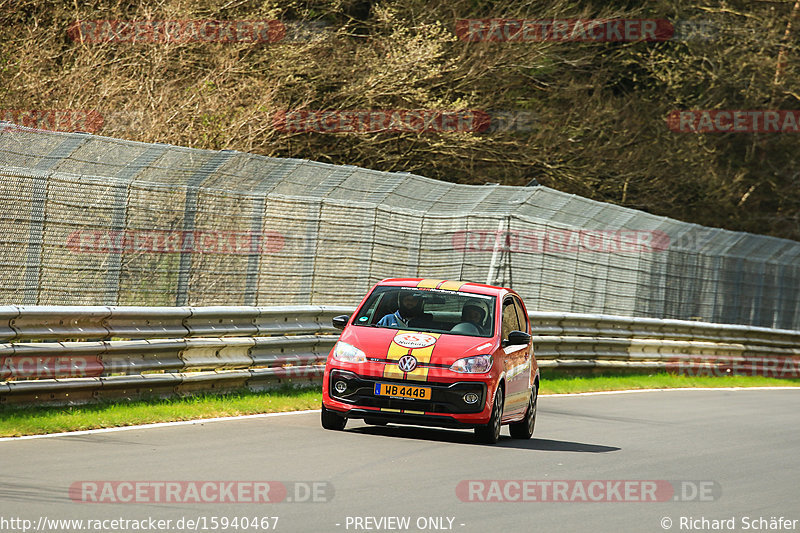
xmin=329 ymin=369 xmax=486 ymax=414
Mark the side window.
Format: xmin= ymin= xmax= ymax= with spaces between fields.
xmin=501 ymin=298 xmax=520 ymax=339
xmin=512 ymin=297 xmax=529 ymax=333
xmin=360 ymin=292 xmax=384 ymax=324
xmin=370 ymin=291 xmax=398 ymax=324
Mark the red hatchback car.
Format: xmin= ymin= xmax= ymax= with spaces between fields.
xmin=321 ymin=278 xmax=539 ymax=443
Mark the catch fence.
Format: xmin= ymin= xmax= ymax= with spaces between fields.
xmin=1 ymin=122 xmax=799 ymax=329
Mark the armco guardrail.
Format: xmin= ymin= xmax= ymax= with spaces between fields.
xmin=530 ymin=313 xmax=800 ymax=375
xmin=1 ymin=307 xmax=799 ymax=406
xmin=0 ymin=305 xmax=351 ymax=405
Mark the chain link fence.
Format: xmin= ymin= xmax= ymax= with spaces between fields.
xmin=1 ymin=121 xmax=799 ymax=329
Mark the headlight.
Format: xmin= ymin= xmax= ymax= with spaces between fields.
xmin=332 ymin=341 xmax=367 ymax=363
xmin=449 ymin=355 xmax=493 ymax=373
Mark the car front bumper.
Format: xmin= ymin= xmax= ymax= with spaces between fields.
xmin=323 ymin=369 xmax=492 ymax=426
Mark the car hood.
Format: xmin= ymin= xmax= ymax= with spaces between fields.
xmin=340 ymin=326 xmax=497 ymax=365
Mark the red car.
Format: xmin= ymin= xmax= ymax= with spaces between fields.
xmin=321 ymin=278 xmax=539 ymax=444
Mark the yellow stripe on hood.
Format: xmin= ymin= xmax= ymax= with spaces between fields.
xmin=382 ymin=330 xmax=440 ymax=381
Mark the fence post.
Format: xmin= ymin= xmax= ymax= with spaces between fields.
xmin=175 ymin=151 xmax=234 ymax=306
xmin=23 ymin=134 xmax=90 ymax=304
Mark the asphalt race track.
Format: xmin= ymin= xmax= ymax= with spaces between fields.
xmin=2 ymin=389 xmax=799 ymax=533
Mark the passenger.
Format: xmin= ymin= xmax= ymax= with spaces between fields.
xmin=461 ymin=304 xmax=485 ymax=328
xmin=453 ymin=303 xmax=487 ymax=334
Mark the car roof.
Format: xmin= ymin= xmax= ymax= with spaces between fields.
xmin=376 ymin=278 xmax=509 ymax=297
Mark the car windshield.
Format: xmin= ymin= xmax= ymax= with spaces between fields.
xmin=352 ymin=285 xmax=496 ymax=338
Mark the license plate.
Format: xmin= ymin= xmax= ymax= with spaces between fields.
xmin=374 ymin=383 xmax=432 ymax=400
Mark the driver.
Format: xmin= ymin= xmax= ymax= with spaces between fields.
xmin=378 ymin=291 xmax=424 ymax=327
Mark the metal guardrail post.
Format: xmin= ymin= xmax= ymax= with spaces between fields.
xmin=104 ymin=145 xmax=168 ymax=305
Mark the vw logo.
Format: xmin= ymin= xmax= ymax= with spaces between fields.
xmin=398 ymin=355 xmax=418 ymax=372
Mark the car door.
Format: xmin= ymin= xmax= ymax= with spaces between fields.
xmin=513 ymin=295 xmax=533 ymax=393
xmin=500 ymin=296 xmax=528 ymax=418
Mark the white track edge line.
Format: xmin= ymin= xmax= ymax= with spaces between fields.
xmin=0 ymin=410 xmax=319 ymax=442
xmin=540 ymin=386 xmax=800 ymax=397
xmin=1 ymin=387 xmax=798 ymax=442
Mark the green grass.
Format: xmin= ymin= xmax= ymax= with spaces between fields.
xmin=540 ymin=371 xmax=800 ymax=395
xmin=0 ymin=387 xmax=323 ymax=438
xmin=1 ymin=374 xmax=798 ymax=437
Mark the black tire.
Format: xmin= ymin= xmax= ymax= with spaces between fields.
xmin=321 ymin=404 xmax=347 ymax=431
xmin=509 ymin=385 xmax=537 ymax=439
xmin=475 ymin=386 xmax=504 ymax=444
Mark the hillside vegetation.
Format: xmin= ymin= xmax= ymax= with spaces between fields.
xmin=1 ymin=0 xmax=799 ymax=239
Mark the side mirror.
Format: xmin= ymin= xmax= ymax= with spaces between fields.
xmin=504 ymin=330 xmax=531 ymax=346
xmin=332 ymin=315 xmax=350 ymax=330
